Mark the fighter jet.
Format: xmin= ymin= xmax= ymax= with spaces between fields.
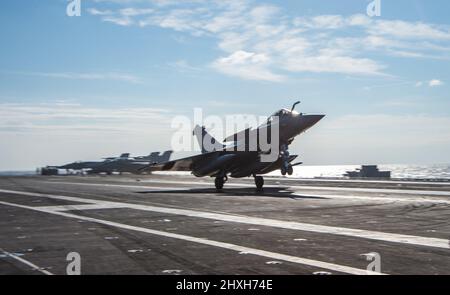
xmin=58 ymin=153 xmax=130 ymax=171
xmin=58 ymin=152 xmax=173 ymax=175
xmin=134 ymin=151 xmax=173 ymax=163
xmin=142 ymin=102 xmax=324 ymax=190
xmin=88 ymin=151 xmax=173 ymax=175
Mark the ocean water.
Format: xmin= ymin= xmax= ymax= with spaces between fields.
xmin=266 ymin=164 xmax=450 ymax=180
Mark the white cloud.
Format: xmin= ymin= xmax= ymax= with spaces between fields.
xmin=19 ymin=72 xmax=142 ymax=84
xmin=429 ymin=79 xmax=444 ymax=87
xmin=0 ymin=103 xmax=170 ymax=131
xmin=282 ymin=55 xmax=385 ymax=75
xmin=369 ymin=20 xmax=450 ymax=40
xmin=325 ymin=114 xmax=450 ymax=146
xmin=168 ymin=60 xmax=202 ymax=73
xmin=309 ymin=15 xmax=345 ymax=29
xmin=294 ymin=14 xmax=372 ymax=29
xmin=249 ymin=5 xmax=280 ymax=22
xmin=103 ymin=16 xmax=133 ymax=26
xmin=414 ymin=80 xmax=444 ymax=87
xmin=87 ymin=1 xmax=450 ymax=81
xmin=87 ymin=8 xmax=113 ymax=16
xmin=0 ymin=102 xmax=174 ymax=170
xmin=347 ymin=14 xmax=372 ymax=26
xmin=211 ymin=50 xmax=284 ymax=82
xmin=119 ymin=8 xmax=154 ymax=17
xmin=295 ymin=114 xmax=450 ymax=165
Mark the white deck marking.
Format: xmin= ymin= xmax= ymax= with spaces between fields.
xmin=0 ymin=200 xmax=383 ymax=275
xmin=43 ymin=181 xmax=450 ymax=204
xmin=289 ymin=185 xmax=450 ymax=196
xmin=0 ymin=189 xmax=448 ymax=249
xmin=269 ymin=177 xmax=450 ymax=186
xmin=291 ymin=193 xmax=450 ymax=205
xmin=36 ymin=203 xmax=129 ymax=212
xmin=0 ymin=248 xmax=53 ymax=275
xmin=45 ymin=179 xmax=450 ymax=196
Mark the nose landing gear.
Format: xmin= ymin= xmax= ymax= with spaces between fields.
xmin=281 ymin=165 xmax=294 ymax=176
xmin=280 ymin=144 xmax=294 ymax=176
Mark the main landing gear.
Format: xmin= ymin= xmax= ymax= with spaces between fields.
xmin=214 ymin=175 xmax=265 ymax=191
xmin=215 ymin=175 xmax=227 ymax=190
xmin=254 ymin=175 xmax=264 ymax=191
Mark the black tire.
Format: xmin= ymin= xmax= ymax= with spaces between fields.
xmin=215 ymin=177 xmax=224 ymax=190
xmin=255 ymin=176 xmax=264 ymax=191
xmin=287 ymin=165 xmax=293 ymax=176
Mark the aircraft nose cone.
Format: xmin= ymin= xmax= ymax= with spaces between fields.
xmin=296 ymin=114 xmax=325 ymax=134
xmin=305 ymin=114 xmax=325 ymax=126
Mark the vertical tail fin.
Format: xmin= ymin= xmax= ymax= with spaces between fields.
xmin=144 ymin=151 xmax=173 ymax=164
xmin=148 ymin=152 xmax=159 ymax=158
xmin=160 ymin=150 xmax=173 ymax=162
xmin=193 ymin=125 xmax=223 ymax=154
xmin=146 ymin=152 xmax=159 ymax=163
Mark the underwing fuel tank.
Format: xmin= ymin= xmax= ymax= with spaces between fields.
xmin=193 ymin=154 xmax=237 ymax=177
xmin=230 ymin=162 xmax=270 ymax=178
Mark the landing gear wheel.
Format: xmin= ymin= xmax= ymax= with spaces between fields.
xmin=254 ymin=176 xmax=264 ymax=191
xmin=215 ymin=177 xmax=224 ymax=190
xmin=280 ymin=143 xmax=291 ymax=176
xmin=287 ymin=165 xmax=293 ymax=176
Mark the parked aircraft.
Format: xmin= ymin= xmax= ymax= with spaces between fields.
xmin=58 ymin=153 xmax=130 ymax=171
xmin=58 ymin=151 xmax=173 ymax=175
xmin=88 ymin=151 xmax=173 ymax=175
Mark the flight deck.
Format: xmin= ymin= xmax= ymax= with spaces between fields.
xmin=0 ymin=174 xmax=449 ymax=275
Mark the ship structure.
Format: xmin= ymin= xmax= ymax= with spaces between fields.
xmin=344 ymin=165 xmax=391 ymax=179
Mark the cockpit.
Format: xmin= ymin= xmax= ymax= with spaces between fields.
xmin=267 ymin=108 xmax=301 ymax=123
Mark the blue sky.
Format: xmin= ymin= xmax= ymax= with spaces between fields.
xmin=1 ymin=0 xmax=450 ymax=170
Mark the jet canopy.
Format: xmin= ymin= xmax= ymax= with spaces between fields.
xmin=267 ymin=108 xmax=300 ymax=123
